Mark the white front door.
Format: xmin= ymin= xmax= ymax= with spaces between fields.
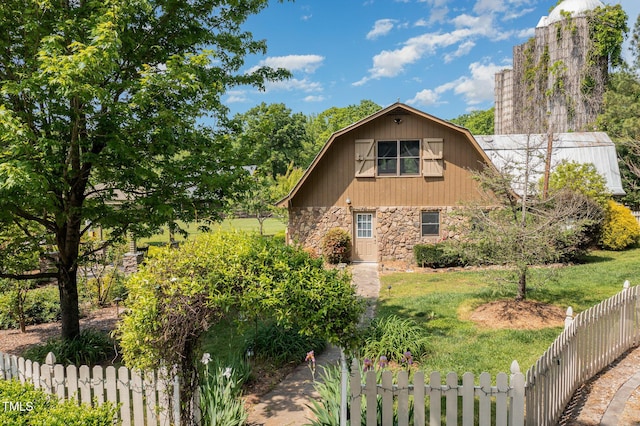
xmin=353 ymin=212 xmax=377 ymax=262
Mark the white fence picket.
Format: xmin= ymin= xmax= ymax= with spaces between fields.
xmin=413 ymin=372 xmax=425 ymax=426
xmin=144 ymin=370 xmax=158 ymax=426
xmin=381 ymin=370 xmax=393 ymax=425
xmin=526 ymin=283 xmax=640 ymax=425
xmin=0 ymin=350 xmax=183 ymax=426
xmin=397 ymin=370 xmax=409 ymax=426
xmin=93 ymin=365 xmax=105 ymax=404
xmin=79 ymin=365 xmax=91 ymax=404
xmin=478 ymin=372 xmax=491 ymax=426
xmin=461 ymin=372 xmax=474 ymax=426
xmin=67 ymin=364 xmax=79 ymax=402
xmin=347 ymin=360 xmax=525 ymax=426
xmin=131 ymin=369 xmax=145 ymax=426
xmin=118 ymin=366 xmax=131 ymax=426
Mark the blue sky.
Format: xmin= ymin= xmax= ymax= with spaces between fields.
xmin=226 ymin=0 xmax=640 ymax=120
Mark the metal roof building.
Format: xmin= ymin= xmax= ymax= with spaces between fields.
xmin=474 ymin=132 xmax=625 ymax=196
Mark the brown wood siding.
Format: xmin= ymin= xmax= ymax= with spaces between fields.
xmin=291 ymin=113 xmax=489 ymax=208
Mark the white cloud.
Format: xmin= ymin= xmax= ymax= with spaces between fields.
xmin=443 ymin=40 xmax=476 ymax=63
xmin=456 ymin=61 xmax=503 ymax=104
xmin=354 ymin=28 xmax=475 ymax=85
xmin=265 ymin=78 xmax=323 ymax=93
xmin=407 ymin=60 xmax=502 ymax=107
xmin=367 ymin=19 xmax=397 ymax=40
xmin=354 ymin=5 xmax=518 ymax=86
xmin=503 ymin=7 xmax=534 ymax=21
xmin=248 ymin=54 xmax=324 ymax=74
xmin=473 ymin=0 xmax=504 ymax=14
xmin=406 ymin=89 xmax=440 ymax=106
xmin=304 ymin=95 xmax=326 ymax=102
xmin=418 ymin=0 xmax=449 ymax=6
xmin=517 ymin=27 xmax=535 ymax=38
xmin=225 ymin=90 xmax=249 ymax=103
xmin=428 ymin=7 xmax=449 ymax=24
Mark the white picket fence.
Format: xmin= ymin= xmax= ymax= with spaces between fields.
xmin=0 ymin=351 xmax=180 ymax=425
xmin=525 ymin=281 xmax=640 ymax=425
xmin=347 ymin=359 xmax=525 ymax=426
xmin=633 ymin=211 xmax=640 ymax=224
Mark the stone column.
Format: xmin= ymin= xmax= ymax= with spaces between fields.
xmin=122 ymin=231 xmax=143 ymax=274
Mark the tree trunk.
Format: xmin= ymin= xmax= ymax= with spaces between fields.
xmin=58 ymin=260 xmax=81 ymax=340
xmin=516 ymin=269 xmax=527 ymax=301
xmin=57 ymin=190 xmax=84 ymax=341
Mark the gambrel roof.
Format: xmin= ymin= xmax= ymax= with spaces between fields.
xmin=276 ymin=102 xmax=497 ymax=207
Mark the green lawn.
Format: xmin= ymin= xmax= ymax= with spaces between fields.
xmin=377 ymin=248 xmax=640 ymax=376
xmin=138 ymin=218 xmax=286 ymax=246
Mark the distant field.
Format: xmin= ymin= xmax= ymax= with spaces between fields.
xmin=138 ymin=218 xmax=286 ymax=246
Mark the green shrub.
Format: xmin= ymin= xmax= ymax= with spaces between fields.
xmin=246 ymin=322 xmax=326 ymax=368
xmin=322 ymin=228 xmax=351 ymax=264
xmin=600 ymin=200 xmax=640 ymax=250
xmin=81 ymin=269 xmax=127 ymax=307
xmin=0 ymin=284 xmax=60 ymax=330
xmin=414 ymin=241 xmax=463 ymax=268
xmin=22 ymin=329 xmax=115 ymax=366
xmin=361 ymin=315 xmax=431 ymax=363
xmin=0 ymin=379 xmax=116 ymax=426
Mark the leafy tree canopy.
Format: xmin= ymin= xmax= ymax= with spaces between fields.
xmin=233 ymin=102 xmax=308 ymax=178
xmin=449 ymin=107 xmax=495 ymax=135
xmin=546 ymin=160 xmax=611 ymax=207
xmin=0 ymin=0 xmax=290 ymax=340
xmin=303 ymin=100 xmax=381 ymax=166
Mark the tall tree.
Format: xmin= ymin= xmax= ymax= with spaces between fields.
xmin=233 ymin=102 xmax=307 ymax=178
xmin=0 ymin=0 xmax=290 ymax=340
xmin=304 ymin=100 xmax=381 ymax=166
xmin=459 ymin=163 xmax=603 ymax=300
xmin=449 ymin=108 xmax=495 ymax=135
xmin=596 ymin=14 xmax=640 ymax=208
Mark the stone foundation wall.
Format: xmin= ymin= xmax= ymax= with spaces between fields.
xmin=288 ymin=206 xmax=463 ymax=263
xmin=288 ymin=206 xmax=351 ymax=257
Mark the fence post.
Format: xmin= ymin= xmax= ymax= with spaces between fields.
xmin=510 ymin=360 xmax=525 ymax=426
xmin=564 ymin=307 xmax=573 ymax=330
xmin=340 ymin=349 xmax=348 ymax=426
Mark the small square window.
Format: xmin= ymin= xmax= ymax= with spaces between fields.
xmin=421 ymin=211 xmax=440 ymax=236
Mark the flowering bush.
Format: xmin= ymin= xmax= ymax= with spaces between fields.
xmin=199 ymin=353 xmax=248 ymax=426
xmin=321 ymin=228 xmax=352 ymax=264
xmin=600 ymin=200 xmax=640 ymax=250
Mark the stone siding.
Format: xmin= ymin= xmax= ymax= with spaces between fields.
xmin=288 ymin=206 xmax=463 ymax=263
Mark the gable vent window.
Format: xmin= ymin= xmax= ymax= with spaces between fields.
xmin=377 ymin=140 xmax=420 ymax=176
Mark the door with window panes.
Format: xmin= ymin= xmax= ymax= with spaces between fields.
xmin=353 ymin=212 xmax=377 ymax=261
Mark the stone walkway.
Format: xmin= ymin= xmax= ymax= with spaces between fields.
xmin=562 ymin=345 xmax=640 ymax=425
xmin=246 ymin=263 xmax=380 ymax=426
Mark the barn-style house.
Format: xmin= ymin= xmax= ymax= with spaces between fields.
xmin=277 ymin=102 xmax=498 ymax=263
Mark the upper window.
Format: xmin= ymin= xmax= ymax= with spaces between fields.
xmin=377 ymin=140 xmax=420 ymax=176
xmin=421 ymin=211 xmax=440 ymax=236
xmin=354 ymin=138 xmax=443 ymax=178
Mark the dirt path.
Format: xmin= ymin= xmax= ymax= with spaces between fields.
xmin=246 ymin=263 xmax=380 ymax=426
xmin=0 ymin=306 xmax=119 ymax=357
